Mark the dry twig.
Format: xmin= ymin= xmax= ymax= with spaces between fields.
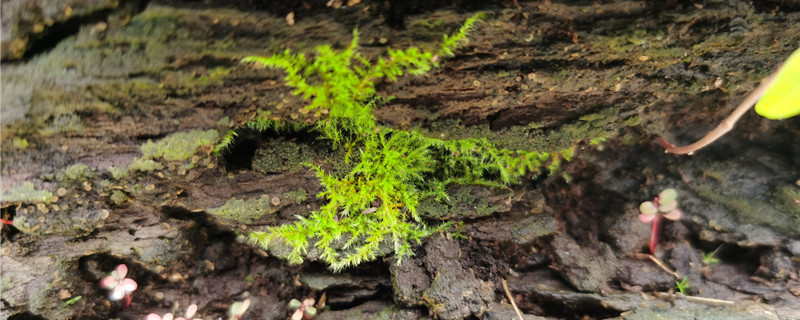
xmin=634 ymin=253 xmax=680 ymax=279
xmin=502 ymin=278 xmax=524 ymax=320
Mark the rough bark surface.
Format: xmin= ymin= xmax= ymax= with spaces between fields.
xmin=2 ymin=0 xmax=799 ymax=319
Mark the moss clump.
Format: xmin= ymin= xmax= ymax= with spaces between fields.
xmin=772 ymin=185 xmax=800 ymax=219
xmin=12 ymin=137 xmax=29 ymax=149
xmin=110 ymin=129 xmax=217 ymax=180
xmin=208 ymin=196 xmax=273 ymax=224
xmin=110 ymin=190 xmax=129 ymax=206
xmin=252 ymin=139 xmax=323 ymax=173
xmin=141 ymin=129 xmax=218 ymax=161
xmin=128 ymin=159 xmax=165 ymax=173
xmin=55 ymin=163 xmax=94 ymax=185
xmin=1 ymin=182 xmax=53 ymax=203
xmin=283 ymin=188 xmax=309 ymax=204
xmin=40 ymin=114 xmax=84 ymax=136
xmin=417 ymin=186 xmax=504 ymax=219
xmin=232 ymin=13 xmax=575 ymax=271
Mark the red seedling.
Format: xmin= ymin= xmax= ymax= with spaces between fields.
xmin=639 ymin=188 xmax=682 ymax=254
xmin=100 ymin=264 xmax=138 ymax=307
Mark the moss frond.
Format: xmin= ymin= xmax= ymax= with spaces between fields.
xmin=234 ymin=13 xmax=577 ymax=270
xmin=438 ymin=12 xmax=484 ymax=58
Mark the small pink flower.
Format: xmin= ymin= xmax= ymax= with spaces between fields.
xmin=289 ymin=298 xmax=316 ymax=320
xmin=100 ymin=264 xmax=137 ymax=307
xmin=638 ymin=189 xmax=683 ymax=254
xmin=228 ymin=299 xmax=250 ymax=320
xmin=145 ymin=304 xmax=201 ymax=320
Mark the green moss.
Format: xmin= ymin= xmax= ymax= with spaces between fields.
xmin=55 ymin=163 xmax=94 ymax=185
xmin=12 ymin=137 xmax=29 ymax=149
xmin=208 ymin=196 xmax=273 ymax=224
xmin=424 ymin=107 xmax=622 ymax=153
xmin=771 ymin=185 xmax=800 ymax=221
xmin=141 ymin=129 xmax=218 ymax=161
xmin=216 ymin=116 xmax=231 ymax=128
xmin=252 ymin=139 xmax=323 ymax=173
xmin=162 ymin=67 xmax=232 ymax=95
xmin=690 ymin=184 xmax=800 ymax=235
xmin=235 ymin=13 xmax=576 ymax=270
xmin=109 ymin=129 xmax=215 ymax=180
xmin=110 ymin=190 xmax=129 ymax=206
xmin=108 ymin=166 xmax=129 ymax=180
xmin=128 ymin=158 xmax=165 ymax=173
xmin=283 ymin=188 xmax=309 ymax=203
xmin=1 ymin=182 xmax=53 ymax=203
xmin=40 ymin=114 xmax=84 ymax=136
xmin=417 ymin=186 xmax=504 ymax=219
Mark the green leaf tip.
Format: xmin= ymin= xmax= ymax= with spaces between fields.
xmin=755 ymin=48 xmax=800 ymax=120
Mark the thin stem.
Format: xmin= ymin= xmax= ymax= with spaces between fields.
xmin=634 ymin=253 xmax=680 ymax=278
xmin=662 ymin=69 xmax=779 ymax=155
xmin=655 ymin=292 xmax=735 ymax=305
xmin=502 ymin=278 xmax=524 ymax=320
xmin=649 ymin=215 xmax=661 ymax=255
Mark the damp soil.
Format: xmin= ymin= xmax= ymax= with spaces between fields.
xmin=2 ymin=1 xmax=800 ymax=319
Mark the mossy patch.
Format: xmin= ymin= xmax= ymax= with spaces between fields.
xmin=12 ymin=203 xmax=109 ymax=236
xmin=55 ymin=163 xmax=94 ymax=185
xmin=252 ymin=138 xmax=324 ymax=174
xmin=771 ymin=185 xmax=800 ymax=219
xmin=109 ymin=190 xmax=129 ymax=206
xmin=1 ymin=182 xmax=53 ymax=203
xmin=208 ymin=196 xmax=273 ymax=224
xmin=690 ymin=184 xmax=800 ymax=235
xmin=141 ymin=129 xmax=218 ymax=161
xmin=110 ymin=129 xmax=217 ymax=180
xmin=283 ymin=188 xmax=309 ymax=204
xmin=39 ymin=114 xmax=84 ymax=136
xmin=417 ymin=186 xmax=505 ymax=219
xmin=425 ymin=106 xmax=624 ymax=153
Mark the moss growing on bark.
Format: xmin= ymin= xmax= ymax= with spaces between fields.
xmin=222 ymin=13 xmax=577 ymax=271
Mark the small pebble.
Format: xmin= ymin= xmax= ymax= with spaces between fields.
xmin=285 ymin=12 xmax=295 ymax=26
xmin=168 ymin=273 xmax=184 ymax=282
xmin=57 ymin=289 xmax=71 ymax=300
xmin=203 ymin=260 xmax=215 ymax=272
